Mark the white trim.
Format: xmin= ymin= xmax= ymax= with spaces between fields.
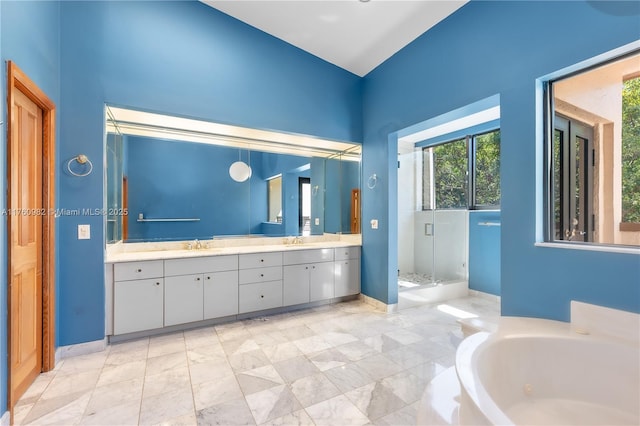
xmin=535 ymin=242 xmax=640 ymax=255
xmin=55 ymin=338 xmax=107 ymax=363
xmin=1 ymin=410 xmax=9 ymax=426
xmin=399 ymin=106 xmax=500 ymax=144
xmin=359 ymin=293 xmax=398 ymax=313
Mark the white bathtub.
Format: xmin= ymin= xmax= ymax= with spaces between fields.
xmin=456 ymin=317 xmax=640 ymax=425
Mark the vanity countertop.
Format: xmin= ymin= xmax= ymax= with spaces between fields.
xmin=106 ymin=240 xmax=360 ymax=263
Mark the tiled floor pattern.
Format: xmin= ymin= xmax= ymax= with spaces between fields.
xmin=14 ymin=295 xmax=499 ymax=425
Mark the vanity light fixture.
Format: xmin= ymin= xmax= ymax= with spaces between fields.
xmin=229 ymin=149 xmax=252 ymax=182
xmin=67 ymin=154 xmax=93 ymax=177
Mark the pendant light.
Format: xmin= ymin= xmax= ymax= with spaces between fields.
xmin=229 ymin=148 xmax=252 ymax=182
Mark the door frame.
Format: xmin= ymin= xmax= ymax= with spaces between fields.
xmin=6 ymin=61 xmax=56 ymax=408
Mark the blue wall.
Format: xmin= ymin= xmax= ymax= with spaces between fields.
xmin=57 ymin=0 xmax=361 ymax=346
xmin=469 ymin=211 xmax=501 ymax=296
xmin=362 ymin=0 xmax=640 ymax=318
xmin=1 ymin=0 xmax=61 ymax=413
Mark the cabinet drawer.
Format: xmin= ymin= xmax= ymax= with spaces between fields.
xmin=239 ymin=280 xmax=283 ymax=313
xmin=239 ymin=266 xmax=282 ymax=284
xmin=239 ymin=252 xmax=282 ymax=269
xmin=164 ymin=255 xmax=238 ymax=276
xmin=334 ymin=246 xmax=361 ymax=261
xmin=114 ymin=260 xmax=164 ymax=281
xmin=283 ymin=248 xmax=334 ymax=265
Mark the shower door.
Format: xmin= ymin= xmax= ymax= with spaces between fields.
xmin=421 ymin=139 xmax=468 ymax=285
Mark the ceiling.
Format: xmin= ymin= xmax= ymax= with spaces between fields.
xmin=201 ymin=0 xmax=468 ymax=77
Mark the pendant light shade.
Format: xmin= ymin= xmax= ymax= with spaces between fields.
xmin=229 ymin=160 xmax=252 ymax=182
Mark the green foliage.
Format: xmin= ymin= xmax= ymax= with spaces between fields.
xmin=426 ymin=130 xmax=501 ymax=210
xmin=475 ymin=131 xmax=501 ymax=206
xmin=622 ymin=76 xmax=640 ymax=223
xmin=433 ymin=139 xmax=468 ymax=208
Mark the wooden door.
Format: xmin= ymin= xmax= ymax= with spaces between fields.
xmin=9 ymin=88 xmax=43 ymax=404
xmin=7 ymin=62 xmax=56 ymax=415
xmin=350 ymin=189 xmax=361 ymax=234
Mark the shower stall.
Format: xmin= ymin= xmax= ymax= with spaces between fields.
xmin=397 ymin=140 xmax=469 ymax=308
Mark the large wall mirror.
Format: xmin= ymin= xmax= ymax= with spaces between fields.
xmin=105 ymin=106 xmax=361 ymax=243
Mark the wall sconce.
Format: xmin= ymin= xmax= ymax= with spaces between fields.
xmin=67 ymin=154 xmax=93 ymax=177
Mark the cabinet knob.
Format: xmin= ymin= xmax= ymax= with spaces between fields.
xmin=155 ymin=282 xmax=160 ymax=286
xmin=260 ymin=295 xmax=264 ymax=298
xmin=260 ymin=259 xmax=264 ymax=262
xmin=196 ymin=277 xmax=201 ymax=281
xmin=137 ymin=269 xmax=142 ymax=273
xmin=206 ymin=276 xmax=211 ymax=280
xmin=260 ymin=273 xmax=264 ymax=277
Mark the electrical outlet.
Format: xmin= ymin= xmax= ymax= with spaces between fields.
xmin=370 ymin=219 xmax=378 ymax=229
xmin=78 ymin=224 xmax=90 ymax=240
xmin=315 ymin=217 xmax=320 ymax=226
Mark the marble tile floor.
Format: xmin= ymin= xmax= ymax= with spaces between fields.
xmin=14 ymin=295 xmax=499 ymax=426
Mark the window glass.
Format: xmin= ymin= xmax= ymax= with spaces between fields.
xmin=474 ymin=130 xmax=501 ymax=207
xmin=622 ymin=75 xmax=640 ymax=224
xmin=422 ymin=131 xmax=500 ymax=210
xmin=433 ymin=138 xmax=468 ymax=209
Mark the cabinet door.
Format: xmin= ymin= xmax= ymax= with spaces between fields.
xmin=164 ymin=274 xmax=204 ymax=326
xmin=334 ymin=259 xmax=361 ymax=297
xmin=310 ymin=262 xmax=335 ymax=302
xmin=204 ymin=270 xmax=239 ymax=319
xmin=283 ymin=264 xmax=310 ymax=306
xmin=114 ymin=278 xmax=164 ymax=335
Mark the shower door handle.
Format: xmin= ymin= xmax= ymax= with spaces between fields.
xmin=425 ymin=223 xmax=434 ymax=236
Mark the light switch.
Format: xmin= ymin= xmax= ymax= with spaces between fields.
xmin=370 ymin=219 xmax=378 ymax=229
xmin=315 ymin=217 xmax=320 ymax=226
xmin=78 ymin=224 xmax=90 ymax=240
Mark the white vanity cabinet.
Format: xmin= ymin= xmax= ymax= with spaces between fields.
xmin=113 ymin=261 xmax=164 ymax=335
xmin=334 ymin=247 xmax=361 ymax=297
xmin=109 ymin=244 xmax=360 ymax=338
xmin=164 ymin=255 xmax=238 ymax=326
xmin=283 ymin=249 xmax=335 ymax=305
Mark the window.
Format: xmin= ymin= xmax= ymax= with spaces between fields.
xmin=422 ymin=130 xmax=500 ymax=210
xmin=622 ymin=74 xmax=640 ymax=225
xmin=545 ymin=49 xmax=640 ymax=246
xmin=473 ymin=130 xmax=501 ymax=207
xmin=267 ymin=176 xmax=282 ymax=223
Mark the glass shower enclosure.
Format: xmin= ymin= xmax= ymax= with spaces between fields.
xmin=397 ymin=140 xmax=468 ymax=293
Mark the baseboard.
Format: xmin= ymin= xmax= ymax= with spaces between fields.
xmin=55 ymin=338 xmax=107 ymax=363
xmin=360 ymin=293 xmax=398 ymax=313
xmin=468 ymin=289 xmax=501 ymax=303
xmin=1 ymin=410 xmax=10 ymax=426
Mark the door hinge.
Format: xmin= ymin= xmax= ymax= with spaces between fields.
xmin=592 ymin=149 xmax=595 ymax=167
xmin=398 ymin=161 xmax=400 ymax=169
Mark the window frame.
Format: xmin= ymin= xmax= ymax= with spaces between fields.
xmin=542 ymin=47 xmax=640 ymax=247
